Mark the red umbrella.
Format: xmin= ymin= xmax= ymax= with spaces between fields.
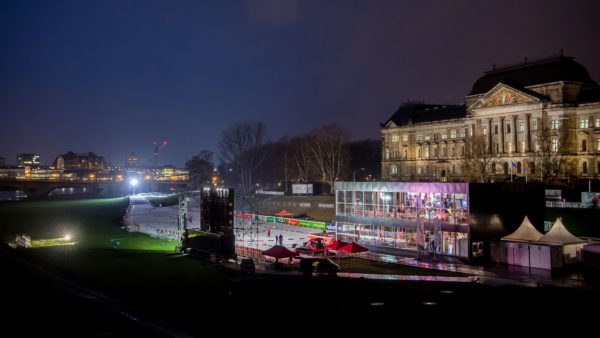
xmin=275 ymin=209 xmax=293 ymax=217
xmin=338 ymin=242 xmax=369 ymax=254
xmin=262 ymin=245 xmax=295 ymax=259
xmin=325 ymin=240 xmax=348 ymax=251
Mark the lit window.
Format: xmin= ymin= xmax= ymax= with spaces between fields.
xmin=596 ymin=118 xmax=600 ymax=128
xmin=460 ymin=128 xmax=466 ymax=138
xmin=532 ymin=119 xmax=538 ymax=131
xmin=580 ymin=119 xmax=589 ymax=129
xmin=385 ymin=149 xmax=390 ymax=159
xmin=402 ymin=134 xmax=408 ymax=142
xmin=391 ymin=164 xmax=398 ymax=175
xmin=451 ymin=129 xmax=457 ymax=139
xmin=551 ymin=120 xmax=559 ymax=130
xmin=424 ymin=147 xmax=430 ymax=158
xmin=391 ymin=135 xmax=399 ymax=142
xmin=519 ymin=122 xmax=524 ymax=133
xmin=483 ymin=126 xmax=487 ymax=135
xmin=597 ymin=139 xmax=600 ymax=151
xmin=552 ymin=139 xmax=559 ymax=152
xmin=441 ymin=132 xmax=447 ymax=140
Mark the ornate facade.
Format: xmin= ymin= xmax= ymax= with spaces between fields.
xmin=381 ymin=55 xmax=600 ymax=182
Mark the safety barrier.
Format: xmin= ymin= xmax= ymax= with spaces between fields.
xmin=318 ymin=203 xmax=334 ymax=208
xmin=235 ymin=211 xmax=326 ymax=230
xmin=155 ymin=228 xmax=183 ymax=240
xmin=256 ymin=190 xmax=285 ymax=196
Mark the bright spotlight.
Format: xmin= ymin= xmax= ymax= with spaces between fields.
xmin=64 ymin=234 xmax=71 ymax=241
xmin=130 ymin=178 xmax=138 ymax=186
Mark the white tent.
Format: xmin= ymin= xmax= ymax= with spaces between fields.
xmin=537 ymin=218 xmax=585 ymax=245
xmin=537 ymin=218 xmax=586 ymax=265
xmin=501 ymin=216 xmax=543 ymax=242
xmin=495 ymin=216 xmax=561 ymax=269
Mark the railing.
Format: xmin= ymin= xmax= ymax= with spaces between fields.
xmin=545 ymin=201 xmax=592 ymax=208
xmin=256 ymin=190 xmax=284 ymax=196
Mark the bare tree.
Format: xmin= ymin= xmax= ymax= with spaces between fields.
xmin=463 ymin=132 xmax=497 ymax=182
xmin=291 ymin=135 xmax=313 ymax=183
xmin=219 ymin=122 xmax=266 ymax=193
xmin=185 ymin=151 xmax=214 ymax=189
xmin=308 ymin=125 xmax=349 ymax=193
xmin=533 ymin=110 xmax=570 ymax=183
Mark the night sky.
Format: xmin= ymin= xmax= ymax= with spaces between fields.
xmin=1 ymin=0 xmax=599 ymax=167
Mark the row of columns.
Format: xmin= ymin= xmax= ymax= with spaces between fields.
xmin=483 ymin=114 xmax=532 ymax=154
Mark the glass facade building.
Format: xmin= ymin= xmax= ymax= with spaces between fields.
xmin=335 ymin=181 xmax=470 ymax=258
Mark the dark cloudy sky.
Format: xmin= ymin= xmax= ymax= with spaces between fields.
xmin=1 ymin=0 xmax=599 ymax=167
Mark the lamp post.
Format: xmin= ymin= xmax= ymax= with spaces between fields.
xmin=130 ymin=178 xmax=138 ymax=195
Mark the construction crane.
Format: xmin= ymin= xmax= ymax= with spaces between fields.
xmin=153 ymin=140 xmax=167 ymax=167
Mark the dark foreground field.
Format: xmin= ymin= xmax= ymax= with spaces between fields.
xmin=2 ymin=198 xmax=600 ymax=336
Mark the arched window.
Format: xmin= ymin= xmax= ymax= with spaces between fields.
xmin=552 ymin=160 xmax=559 ymax=174
xmin=582 ymin=161 xmax=588 ymax=175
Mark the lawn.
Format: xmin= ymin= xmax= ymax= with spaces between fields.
xmin=0 ymin=197 xmax=180 ymax=250
xmin=0 ymin=198 xmax=236 ymax=333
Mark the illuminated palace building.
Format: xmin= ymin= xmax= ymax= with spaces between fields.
xmin=381 ymin=54 xmax=600 ymax=182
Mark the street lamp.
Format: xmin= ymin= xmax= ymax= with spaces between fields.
xmin=130 ymin=178 xmax=138 ymax=195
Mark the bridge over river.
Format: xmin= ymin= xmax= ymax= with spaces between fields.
xmin=0 ymin=178 xmax=188 ymax=198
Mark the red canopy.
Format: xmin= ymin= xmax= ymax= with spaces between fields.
xmin=262 ymin=245 xmax=295 ymax=259
xmin=325 ymin=240 xmax=348 ymax=251
xmin=338 ymin=242 xmax=368 ymax=254
xmin=275 ymin=209 xmax=293 ymax=217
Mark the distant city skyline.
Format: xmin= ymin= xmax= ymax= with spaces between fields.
xmin=1 ymin=0 xmax=599 ymax=166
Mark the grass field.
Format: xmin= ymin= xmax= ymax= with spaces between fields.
xmin=0 ymin=198 xmax=237 ymax=335
xmin=0 ymin=198 xmax=180 ymax=251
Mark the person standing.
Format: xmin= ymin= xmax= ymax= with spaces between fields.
xmin=279 ymin=234 xmax=283 ymax=246
xmin=267 ymin=227 xmax=271 ymax=238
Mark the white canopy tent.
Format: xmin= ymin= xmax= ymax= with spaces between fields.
xmin=501 ymin=216 xmax=543 ymax=242
xmin=495 ymin=216 xmax=562 ymax=269
xmin=536 ymin=218 xmax=586 ymax=264
xmin=537 ymin=218 xmax=585 ymax=245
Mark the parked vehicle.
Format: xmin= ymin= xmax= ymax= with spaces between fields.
xmin=298 ymin=257 xmax=339 ymax=277
xmin=240 ymin=258 xmax=256 ymax=274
